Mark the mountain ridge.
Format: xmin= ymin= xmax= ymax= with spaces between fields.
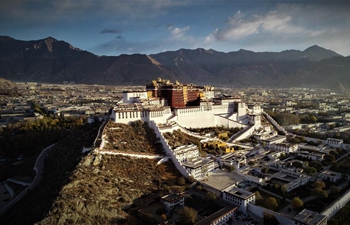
xmin=0 ymin=36 xmax=348 ymax=89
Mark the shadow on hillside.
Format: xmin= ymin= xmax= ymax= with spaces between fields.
xmin=0 ymin=122 xmax=102 ymax=225
xmin=118 ymin=160 xmax=191 ymax=225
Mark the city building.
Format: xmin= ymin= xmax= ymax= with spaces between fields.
xmin=270 ymin=142 xmax=299 ymax=153
xmin=146 ymin=78 xmax=211 ymax=108
xmin=222 ymin=187 xmax=255 ymax=214
xmin=182 ymin=157 xmax=215 ymax=179
xmin=326 ymin=138 xmax=343 ymax=148
xmin=319 ymin=170 xmax=342 ymax=183
xmin=111 ymin=79 xmax=262 ymax=129
xmin=293 ymin=209 xmax=327 ymax=225
xmin=173 ymin=144 xmax=200 ymax=163
xmin=160 ymin=193 xmax=185 ymax=211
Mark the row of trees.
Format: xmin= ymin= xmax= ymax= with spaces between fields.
xmin=255 ymin=191 xmax=279 ymax=210
xmin=267 ymin=110 xmax=319 ymax=126
xmin=0 ymin=116 xmax=88 ymax=159
xmin=3 ymin=116 xmax=85 ymax=135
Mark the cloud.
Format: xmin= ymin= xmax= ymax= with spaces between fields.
xmin=170 ymin=26 xmax=190 ymax=39
xmin=167 ymin=24 xmax=174 ymax=30
xmin=212 ymin=8 xmax=307 ymax=41
xmin=205 ymin=28 xmax=218 ymax=43
xmin=116 ymin=35 xmax=124 ymax=39
xmin=100 ymin=29 xmax=122 ymax=34
xmin=204 ymin=2 xmax=350 ymax=49
xmin=165 ymin=24 xmax=195 ymax=42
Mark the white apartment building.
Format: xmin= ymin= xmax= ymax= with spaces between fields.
xmin=319 ymin=170 xmax=342 ymax=183
xmin=280 ymin=169 xmax=311 ymax=193
xmin=270 ymin=142 xmax=299 ymax=153
xmin=220 ymin=152 xmax=247 ymax=170
xmin=182 ymin=157 xmax=215 ymax=179
xmin=293 ymin=209 xmax=327 ymax=225
xmin=222 ymin=188 xmax=255 ymax=214
xmin=297 ymin=151 xmax=325 ymax=161
xmin=173 ymin=144 xmax=199 ymax=163
xmin=262 ymin=135 xmax=286 ymax=146
xmin=326 ymin=138 xmax=343 ymax=148
xmin=160 ymin=193 xmax=185 ymax=211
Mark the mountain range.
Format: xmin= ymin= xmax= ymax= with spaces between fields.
xmin=0 ymin=35 xmax=349 ymax=89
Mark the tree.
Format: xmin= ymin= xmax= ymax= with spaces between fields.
xmin=292 ymin=161 xmax=303 ymax=168
xmin=263 ymin=211 xmax=279 ymax=225
xmin=178 ymin=206 xmax=197 ymax=224
xmin=330 ymin=150 xmax=339 ymax=157
xmin=304 ymin=166 xmax=317 ymax=175
xmin=324 ymin=154 xmax=336 ymax=162
xmin=255 ymin=191 xmax=264 ymax=201
xmin=177 ymin=177 xmax=186 ymax=186
xmin=187 ymin=176 xmax=196 ymax=183
xmin=274 ymin=184 xmax=280 ymax=190
xmin=312 ymin=181 xmax=326 ymax=189
xmin=254 ymin=191 xmax=264 ymax=205
xmin=281 ymin=185 xmax=288 ymax=194
xmin=225 ymin=164 xmax=235 ymax=172
xmin=309 ymin=161 xmax=323 ymax=171
xmin=206 ymin=191 xmax=217 ymax=202
xmin=265 ymin=197 xmax=278 ymax=210
xmin=291 ymin=197 xmax=304 ymax=209
xmin=312 ymin=188 xmax=328 ymax=199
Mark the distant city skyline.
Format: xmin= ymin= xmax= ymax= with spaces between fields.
xmin=1 ymin=0 xmax=350 ymax=56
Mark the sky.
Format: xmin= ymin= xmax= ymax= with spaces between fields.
xmin=1 ymin=0 xmax=350 ymax=56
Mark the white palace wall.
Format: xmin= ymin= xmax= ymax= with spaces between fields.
xmin=112 ymin=110 xmax=143 ymax=123
xmin=112 ymin=107 xmax=172 ymax=125
xmin=148 ymin=121 xmax=190 ymax=178
xmin=174 ymin=107 xmax=216 ymax=128
xmin=111 ymin=98 xmax=257 ymax=130
xmin=211 ymin=104 xmax=234 ymax=114
xmin=215 ymin=115 xmax=246 ymax=128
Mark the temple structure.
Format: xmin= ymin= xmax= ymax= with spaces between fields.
xmin=111 ymin=79 xmax=262 ymax=129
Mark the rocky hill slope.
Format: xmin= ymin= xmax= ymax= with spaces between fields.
xmin=0 ymin=77 xmax=18 ymax=95
xmin=0 ymin=121 xmax=186 ymax=225
xmin=1 ymin=36 xmax=349 ymax=88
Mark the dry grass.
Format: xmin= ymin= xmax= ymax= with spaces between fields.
xmin=102 ymin=121 xmax=164 ymax=154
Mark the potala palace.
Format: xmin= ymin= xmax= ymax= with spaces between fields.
xmin=111 ymin=78 xmax=262 ymax=134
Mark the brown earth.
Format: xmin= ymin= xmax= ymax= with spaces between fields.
xmin=0 ymin=121 xmax=186 ymax=224
xmin=37 ymin=155 xmax=184 ymax=225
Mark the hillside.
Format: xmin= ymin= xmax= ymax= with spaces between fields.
xmin=0 ymin=36 xmax=348 ymax=88
xmin=0 ymin=77 xmax=18 ymax=95
xmin=0 ymin=121 xmax=186 ymax=225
